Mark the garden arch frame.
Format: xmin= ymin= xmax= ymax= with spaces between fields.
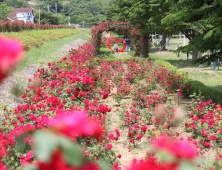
xmin=90 ymin=21 xmax=149 ymax=57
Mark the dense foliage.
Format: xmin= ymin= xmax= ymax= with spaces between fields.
xmin=1 ymin=0 xmax=110 ymax=25
xmin=107 ymin=0 xmax=222 ymax=62
xmin=0 ymin=0 xmax=29 ymax=8
xmin=34 ymin=10 xmax=69 ymax=25
xmin=32 ymin=0 xmax=111 ymax=25
xmin=106 ymin=0 xmax=170 ymax=52
xmin=0 ymin=3 xmax=13 ymax=21
xmin=164 ymin=0 xmax=222 ymax=63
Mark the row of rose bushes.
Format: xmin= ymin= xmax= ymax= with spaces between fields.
xmin=98 ymin=56 xmax=221 ymax=151
xmin=0 ymin=37 xmax=203 ymax=170
xmin=152 ymin=60 xmax=222 ymax=154
xmin=0 ymin=20 xmax=74 ymax=33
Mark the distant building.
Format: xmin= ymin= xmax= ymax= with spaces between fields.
xmin=8 ymin=8 xmax=34 ymax=23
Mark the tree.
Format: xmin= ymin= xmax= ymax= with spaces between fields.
xmin=4 ymin=0 xmax=29 ymax=8
xmin=33 ymin=0 xmax=110 ymax=25
xmin=145 ymin=0 xmax=172 ymax=51
xmin=34 ymin=0 xmax=63 ymax=13
xmin=57 ymin=13 xmax=69 ymax=25
xmin=61 ymin=3 xmax=71 ymax=16
xmin=106 ymin=0 xmax=172 ymax=57
xmin=34 ymin=10 xmax=59 ymax=25
xmin=0 ymin=3 xmax=13 ymax=21
xmin=161 ymin=0 xmax=211 ymax=60
xmin=106 ymin=0 xmax=149 ymax=57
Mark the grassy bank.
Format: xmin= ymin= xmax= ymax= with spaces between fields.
xmin=2 ymin=29 xmax=81 ymax=50
xmin=150 ymin=49 xmax=222 ymax=92
xmin=17 ymin=30 xmax=90 ymax=71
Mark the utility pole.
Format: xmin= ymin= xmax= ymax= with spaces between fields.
xmin=39 ymin=7 xmax=40 ymax=24
xmin=55 ymin=3 xmax=57 ymax=15
xmin=68 ymin=15 xmax=70 ymax=26
xmin=177 ymin=42 xmax=180 ymax=57
xmin=47 ymin=4 xmax=49 ymax=12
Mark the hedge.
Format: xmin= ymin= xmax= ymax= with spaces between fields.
xmin=0 ymin=20 xmax=74 ymax=32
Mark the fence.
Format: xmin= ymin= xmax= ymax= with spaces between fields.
xmin=71 ymin=23 xmax=98 ymax=29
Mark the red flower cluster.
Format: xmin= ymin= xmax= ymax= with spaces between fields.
xmin=185 ymin=100 xmax=222 ymax=150
xmin=127 ymin=135 xmax=198 ymax=170
xmin=152 ymin=135 xmax=197 ymax=161
xmin=49 ymin=110 xmax=104 ymax=139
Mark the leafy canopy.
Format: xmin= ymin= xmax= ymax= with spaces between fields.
xmin=0 ymin=2 xmax=13 ymax=21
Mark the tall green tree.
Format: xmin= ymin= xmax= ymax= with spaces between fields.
xmin=146 ymin=0 xmax=172 ymax=50
xmin=106 ymin=0 xmax=149 ymax=57
xmin=57 ymin=13 xmax=69 ymax=25
xmin=161 ymin=0 xmax=220 ymax=61
xmin=4 ymin=0 xmax=29 ymax=8
xmin=106 ymin=0 xmax=172 ymax=56
xmin=34 ymin=10 xmax=59 ymax=25
xmin=33 ymin=0 xmax=110 ymax=25
xmin=0 ymin=2 xmax=13 ymax=21
xmin=34 ymin=0 xmax=63 ymax=13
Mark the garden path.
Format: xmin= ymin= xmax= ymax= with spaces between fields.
xmin=104 ymin=95 xmax=148 ymax=170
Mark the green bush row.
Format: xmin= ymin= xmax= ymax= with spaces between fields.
xmin=153 ymin=59 xmax=222 ymax=104
xmin=94 ymin=56 xmax=150 ymax=63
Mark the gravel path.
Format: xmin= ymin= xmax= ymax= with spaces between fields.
xmin=0 ymin=38 xmax=87 ymax=112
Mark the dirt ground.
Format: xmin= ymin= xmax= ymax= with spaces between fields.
xmin=0 ymin=38 xmax=87 ymax=113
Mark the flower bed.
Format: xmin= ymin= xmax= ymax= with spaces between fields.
xmin=0 ymin=23 xmax=221 ymax=170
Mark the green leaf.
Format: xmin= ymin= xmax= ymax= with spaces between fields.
xmin=20 ymin=165 xmax=38 ymax=170
xmin=99 ymin=160 xmax=111 ymax=170
xmin=180 ymin=161 xmax=198 ymax=170
xmin=60 ymin=137 xmax=83 ymax=167
xmin=16 ymin=133 xmax=28 ymax=152
xmin=34 ymin=131 xmax=59 ymax=162
xmin=157 ymin=150 xmax=175 ymax=162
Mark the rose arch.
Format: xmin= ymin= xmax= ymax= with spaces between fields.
xmin=90 ymin=21 xmax=149 ymax=57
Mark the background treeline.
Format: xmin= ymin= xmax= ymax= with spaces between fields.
xmin=0 ymin=0 xmax=111 ymax=25
xmin=105 ymin=0 xmax=222 ymax=63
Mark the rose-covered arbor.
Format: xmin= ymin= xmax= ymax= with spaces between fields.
xmin=90 ymin=21 xmax=149 ymax=57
